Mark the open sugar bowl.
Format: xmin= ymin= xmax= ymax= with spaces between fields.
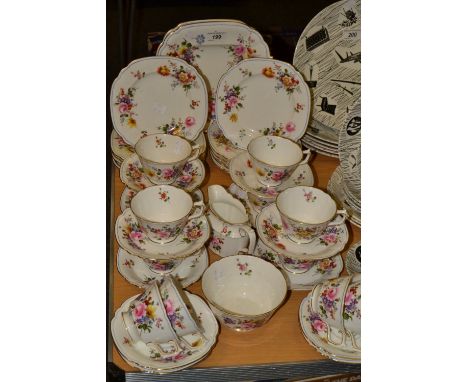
xmin=202 ymin=255 xmax=287 ymax=332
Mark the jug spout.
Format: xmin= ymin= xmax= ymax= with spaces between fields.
xmin=208 ymin=185 xmax=249 ymax=225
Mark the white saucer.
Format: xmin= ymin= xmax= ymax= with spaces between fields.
xmin=256 ymin=203 xmax=348 ymax=260
xmin=115 ymin=208 xmax=210 ymax=260
xmin=120 ymin=153 xmax=205 ymax=193
xmin=299 ymin=292 xmax=360 ymax=363
xmin=253 ymin=238 xmax=343 ymax=290
xmin=111 ymin=292 xmax=219 ymax=373
xmin=230 ymin=151 xmax=314 ymax=198
xmin=120 ymin=187 xmax=204 ymax=212
xmin=117 ymin=246 xmax=208 ymax=288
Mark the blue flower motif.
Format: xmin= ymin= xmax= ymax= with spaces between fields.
xmin=195 ymin=34 xmax=205 ymax=45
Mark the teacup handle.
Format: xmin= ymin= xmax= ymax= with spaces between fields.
xmin=345 ymin=328 xmax=361 ymax=350
xmin=188 ymin=201 xmax=205 ymax=220
xmin=298 ymin=149 xmax=311 ymax=165
xmin=121 ymin=311 xmax=183 ymax=357
xmin=179 ymin=332 xmax=208 ymax=350
xmin=327 ymin=210 xmax=348 ymax=226
xmin=187 ymin=144 xmax=201 ymax=162
xmin=239 ymin=225 xmax=257 ymax=254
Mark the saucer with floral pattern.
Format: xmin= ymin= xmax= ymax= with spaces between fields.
xmin=120 ymin=153 xmax=205 ymax=193
xmin=256 ymin=203 xmax=348 ymax=260
xmin=111 ymin=291 xmax=219 ymax=373
xmin=115 ymin=208 xmax=210 ymax=260
xmin=117 ymin=246 xmax=208 ymax=288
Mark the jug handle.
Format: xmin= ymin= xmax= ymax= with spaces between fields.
xmin=239 ymin=225 xmax=257 ymax=254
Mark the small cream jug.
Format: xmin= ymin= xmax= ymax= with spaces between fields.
xmin=207 ymin=185 xmax=256 ymax=257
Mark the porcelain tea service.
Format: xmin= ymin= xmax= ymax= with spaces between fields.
xmin=207 ymin=185 xmax=256 ymax=257
xmin=202 ymin=255 xmax=287 ymax=331
xmin=135 ymin=134 xmax=201 ymax=185
xmin=247 ymin=136 xmax=311 ymax=187
xmin=130 ymin=185 xmax=205 ymax=244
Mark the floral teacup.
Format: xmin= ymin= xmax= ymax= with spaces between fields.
xmin=309 ymin=275 xmax=354 ymax=347
xmin=121 ymin=282 xmax=184 ymax=357
xmin=343 ymin=279 xmax=361 ymax=348
xmin=277 ymin=253 xmax=314 ymax=274
xmin=247 ymin=136 xmax=311 ymax=187
xmin=135 ymin=134 xmax=200 ymax=185
xmin=276 ymin=186 xmax=347 ymax=244
xmin=202 ymin=255 xmax=287 ymax=331
xmin=130 ymin=185 xmax=204 ymax=244
xmin=159 ymin=275 xmax=207 ymax=349
xmin=143 ymin=258 xmax=183 ymax=275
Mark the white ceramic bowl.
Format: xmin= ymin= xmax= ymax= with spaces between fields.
xmin=202 ymin=255 xmax=287 ymax=331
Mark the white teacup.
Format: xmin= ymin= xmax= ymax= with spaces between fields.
xmin=121 ymin=282 xmax=184 ymax=357
xmin=130 ymin=185 xmax=205 ymax=244
xmin=159 ymin=275 xmax=207 ymax=349
xmin=343 ymin=279 xmax=361 ymax=342
xmin=202 ymin=255 xmax=287 ymax=331
xmin=276 ymin=186 xmax=347 ymax=244
xmin=247 ymin=136 xmax=311 ymax=187
xmin=135 ymin=134 xmax=200 ymax=185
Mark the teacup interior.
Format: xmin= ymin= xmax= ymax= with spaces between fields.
xmin=248 ymin=136 xmax=302 ymax=166
xmin=136 ymin=134 xmax=192 ymax=163
xmin=131 ymin=186 xmax=192 ymax=222
xmin=203 ymin=256 xmax=286 ymax=316
xmin=277 ymin=187 xmax=336 ymax=224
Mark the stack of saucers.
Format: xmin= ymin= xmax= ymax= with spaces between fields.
xmin=255 ymin=186 xmax=349 ymax=290
xmin=326 ymin=98 xmax=361 ymax=227
xmin=207 ymin=120 xmax=243 ymax=172
xmin=294 ymin=0 xmax=361 ymax=157
xmin=111 ymin=129 xmax=135 ymax=168
xmin=111 ymin=276 xmax=219 ymax=373
xmin=299 ymin=275 xmax=361 ymax=363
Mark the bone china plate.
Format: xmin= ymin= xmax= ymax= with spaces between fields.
xmin=110 ymin=56 xmax=208 ymax=146
xmin=216 ymin=58 xmax=310 ymax=149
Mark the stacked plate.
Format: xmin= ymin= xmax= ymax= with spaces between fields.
xmin=111 ymin=277 xmax=219 ymax=373
xmin=299 ymin=275 xmax=361 ymax=363
xmin=207 ymin=119 xmax=243 ymax=172
xmin=294 ymin=0 xmax=361 ymax=156
xmin=111 ymin=129 xmax=135 ymax=167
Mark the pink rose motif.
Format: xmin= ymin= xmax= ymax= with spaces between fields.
xmin=312 ymin=319 xmax=326 ymax=332
xmin=238 ymin=263 xmax=247 ymax=271
xmin=345 ymin=291 xmax=353 ymax=306
xmin=234 ymin=44 xmax=246 ymax=56
xmin=209 ymin=99 xmax=216 ymax=116
xmin=271 ymin=171 xmax=286 ymax=181
xmin=156 ymin=230 xmax=170 ymax=239
xmin=164 ymin=298 xmax=175 ymax=316
xmin=185 ymin=116 xmax=196 ymax=127
xmin=264 ymin=188 xmax=277 ymax=196
xmin=227 ymin=95 xmax=238 ymax=108
xmin=162 ymin=168 xmax=175 ymax=179
xmin=178 ymin=174 xmax=193 ymax=184
xmin=322 ymin=233 xmax=337 ymax=244
xmin=130 ymin=231 xmax=142 ymax=240
xmin=326 ymin=287 xmax=338 ymax=300
xmin=285 ymin=121 xmax=296 ymax=132
xmin=119 ymin=103 xmax=129 ymax=114
xmin=133 ymin=302 xmax=146 ymax=319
